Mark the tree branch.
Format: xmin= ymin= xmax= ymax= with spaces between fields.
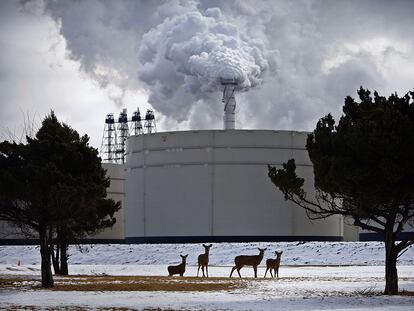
xmin=397 ymin=245 xmax=413 ymax=259
xmin=354 ymin=218 xmax=384 ymax=234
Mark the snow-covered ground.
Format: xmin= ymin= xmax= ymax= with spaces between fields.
xmin=1 ymin=241 xmax=413 ymax=266
xmin=1 ymin=242 xmax=413 ymax=310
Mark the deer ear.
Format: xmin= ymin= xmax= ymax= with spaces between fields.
xmin=203 ymin=244 xmax=206 ymax=247
xmin=209 ymin=244 xmax=213 ymax=247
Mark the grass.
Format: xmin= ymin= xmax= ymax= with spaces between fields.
xmin=399 ymin=290 xmax=414 ymax=297
xmin=0 ymin=275 xmax=247 ymax=292
xmin=2 ymin=274 xmax=414 ymax=296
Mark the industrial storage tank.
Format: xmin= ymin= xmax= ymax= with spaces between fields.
xmin=124 ymin=129 xmax=343 ymax=243
xmin=91 ymin=163 xmax=125 ymax=242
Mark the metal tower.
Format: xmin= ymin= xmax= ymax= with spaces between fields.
xmin=100 ymin=113 xmax=118 ymax=163
xmin=101 ymin=108 xmax=156 ymax=163
xmin=116 ymin=108 xmax=129 ymax=163
xmin=131 ymin=107 xmax=143 ymax=135
xmin=221 ymin=78 xmax=238 ymax=130
xmin=144 ymin=109 xmax=156 ymax=134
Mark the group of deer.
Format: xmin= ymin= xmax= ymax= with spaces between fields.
xmin=167 ymin=244 xmax=283 ymax=278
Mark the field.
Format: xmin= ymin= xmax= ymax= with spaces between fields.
xmin=1 ymin=242 xmax=413 ymax=310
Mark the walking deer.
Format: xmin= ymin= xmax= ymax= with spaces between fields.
xmin=197 ymin=244 xmax=212 ymax=277
xmin=167 ymin=254 xmax=188 ymax=276
xmin=230 ymin=248 xmax=267 ymax=278
xmin=264 ymin=251 xmax=283 ymax=278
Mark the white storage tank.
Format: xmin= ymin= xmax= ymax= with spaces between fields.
xmin=124 ymin=130 xmax=343 ymax=243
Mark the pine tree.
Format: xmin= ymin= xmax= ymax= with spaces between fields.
xmin=268 ymin=87 xmax=414 ymax=295
xmin=0 ymin=112 xmax=120 ymax=286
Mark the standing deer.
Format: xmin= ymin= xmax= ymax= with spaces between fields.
xmin=230 ymin=248 xmax=267 ymax=278
xmin=264 ymin=251 xmax=283 ymax=278
xmin=167 ymin=254 xmax=188 ymax=276
xmin=197 ymin=244 xmax=213 ymax=277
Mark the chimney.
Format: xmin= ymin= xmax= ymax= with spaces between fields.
xmin=221 ymin=78 xmax=238 ymax=130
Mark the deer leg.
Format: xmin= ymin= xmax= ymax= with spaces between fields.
xmin=253 ymin=265 xmax=258 ymax=278
xmin=230 ymin=266 xmax=237 ymax=277
xmin=206 ymin=265 xmax=209 ymax=278
xmin=276 ymin=268 xmax=279 ymax=278
xmin=202 ymin=266 xmax=205 ymax=277
xmin=270 ymin=269 xmax=274 ymax=278
xmin=237 ymin=266 xmax=242 ymax=278
xmin=197 ymin=265 xmax=200 ymax=277
xmin=264 ymin=267 xmax=269 ymax=278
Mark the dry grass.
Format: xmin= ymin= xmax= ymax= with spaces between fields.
xmin=1 ymin=275 xmax=246 ymax=292
xmin=399 ymin=290 xmax=414 ymax=297
xmin=51 ymin=275 xmax=245 ymax=292
xmin=0 ymin=276 xmax=40 ymax=289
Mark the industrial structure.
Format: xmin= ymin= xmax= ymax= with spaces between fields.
xmin=221 ymin=78 xmax=238 ymax=130
xmin=101 ymin=108 xmax=156 ymax=163
xmin=1 ymin=82 xmax=375 ymax=245
xmin=123 ymin=130 xmax=345 ymax=243
xmin=106 ymin=82 xmax=360 ymax=242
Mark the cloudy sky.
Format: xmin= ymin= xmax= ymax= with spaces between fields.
xmin=1 ymin=0 xmax=414 ymax=149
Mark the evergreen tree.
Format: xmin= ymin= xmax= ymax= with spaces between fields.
xmin=268 ymin=87 xmax=414 ymax=295
xmin=0 ymin=113 xmax=120 ymax=286
xmin=38 ymin=114 xmax=120 ymax=275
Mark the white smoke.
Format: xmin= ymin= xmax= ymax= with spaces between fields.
xmin=41 ymin=0 xmax=414 ymax=130
xmin=138 ymin=6 xmax=276 ymax=119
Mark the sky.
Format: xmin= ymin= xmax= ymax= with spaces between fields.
xmin=1 ymin=0 xmax=414 ymax=149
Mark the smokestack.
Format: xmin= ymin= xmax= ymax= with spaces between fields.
xmin=221 ymin=78 xmax=238 ymax=130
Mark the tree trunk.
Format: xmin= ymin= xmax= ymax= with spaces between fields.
xmin=51 ymin=243 xmax=61 ymax=275
xmin=39 ymin=228 xmax=54 ymax=288
xmin=384 ymin=230 xmax=398 ymax=295
xmin=59 ymin=239 xmax=69 ymax=275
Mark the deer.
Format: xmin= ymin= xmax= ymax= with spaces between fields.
xmin=230 ymin=247 xmax=267 ymax=278
xmin=264 ymin=251 xmax=283 ymax=278
xmin=197 ymin=244 xmax=212 ymax=277
xmin=167 ymin=254 xmax=188 ymax=276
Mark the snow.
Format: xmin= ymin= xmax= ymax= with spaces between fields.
xmin=1 ymin=241 xmax=413 ymax=266
xmin=1 ymin=242 xmax=413 ymax=310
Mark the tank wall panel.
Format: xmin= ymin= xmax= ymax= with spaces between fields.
xmin=126 ymin=151 xmax=144 ymax=168
xmin=213 ymin=164 xmax=293 ymax=236
xmin=290 ymin=166 xmax=342 ymax=237
xmin=92 ymin=163 xmax=125 ymax=240
xmin=144 ymin=131 xmax=213 ymax=149
xmin=214 ymin=148 xmax=292 ymax=165
xmin=145 ymin=166 xmax=212 ymax=236
xmin=123 ymin=168 xmax=145 ymax=238
xmin=145 ymin=149 xmax=212 ymax=167
xmin=214 ymin=130 xmax=295 ymax=149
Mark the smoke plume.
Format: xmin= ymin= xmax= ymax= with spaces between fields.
xmin=42 ymin=0 xmax=414 ymax=130
xmin=138 ymin=7 xmax=275 ymax=105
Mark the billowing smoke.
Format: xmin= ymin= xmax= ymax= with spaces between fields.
xmin=135 ymin=4 xmax=278 ymax=122
xmin=42 ymin=0 xmax=414 ymax=130
xmin=138 ymin=8 xmax=274 ymax=104
xmin=44 ymin=0 xmax=279 ymax=125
